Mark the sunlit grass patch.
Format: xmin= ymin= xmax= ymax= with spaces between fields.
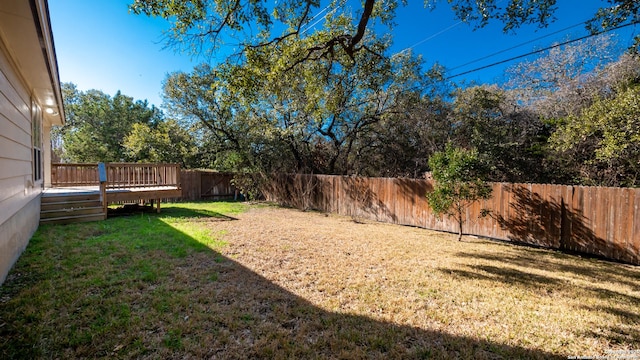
xmin=0 ymin=201 xmax=244 ymax=358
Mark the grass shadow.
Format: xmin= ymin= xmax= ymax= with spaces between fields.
xmin=438 ymin=246 xmax=640 ymax=355
xmin=453 ymin=250 xmax=640 ymax=292
xmin=0 ymin=203 xmax=562 ymax=359
xmin=437 ymin=264 xmax=566 ymax=293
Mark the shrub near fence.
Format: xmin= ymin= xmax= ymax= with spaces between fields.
xmin=264 ymin=174 xmax=640 ymax=265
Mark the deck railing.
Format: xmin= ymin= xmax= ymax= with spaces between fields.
xmin=51 ymin=163 xmax=181 ymax=189
xmin=51 ymin=163 xmax=100 ymax=186
xmin=105 ymin=163 xmax=181 ymax=189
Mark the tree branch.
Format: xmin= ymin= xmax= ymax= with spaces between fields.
xmin=347 ymin=0 xmax=376 ymax=56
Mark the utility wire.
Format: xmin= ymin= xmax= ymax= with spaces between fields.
xmin=301 ymin=4 xmax=332 ymax=34
xmin=303 ymin=8 xmax=335 ymax=34
xmin=399 ymin=20 xmax=465 ymax=53
xmin=448 ymin=21 xmax=586 ymax=71
xmin=308 ymin=4 xmax=331 ymax=23
xmin=398 ymin=0 xmax=507 ymax=54
xmin=446 ymin=20 xmax=640 ymax=79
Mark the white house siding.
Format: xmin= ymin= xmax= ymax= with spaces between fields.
xmin=0 ymin=39 xmax=42 ymax=284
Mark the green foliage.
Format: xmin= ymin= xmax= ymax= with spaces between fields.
xmin=499 ymin=43 xmax=640 ymax=186
xmin=365 ymin=91 xmax=452 ymax=177
xmin=56 ymin=83 xmax=164 ymax=163
xmin=127 ymin=0 xmax=640 ymax=188
xmin=55 ymin=83 xmax=200 ymax=167
xmin=155 ymin=43 xmax=640 ymax=187
xmin=426 ymin=145 xmax=492 ymax=241
xmin=128 ymin=0 xmax=618 ymax=69
xmin=162 ymin=31 xmax=429 ymax=178
xmin=123 ymin=120 xmax=199 ymax=167
xmin=426 ymin=0 xmax=558 ymax=32
xmin=550 ymin=84 xmax=640 ymax=186
xmin=586 ymin=0 xmax=640 ymax=38
xmin=128 ymin=0 xmax=640 ymax=67
xmin=451 ymin=85 xmax=552 ymax=183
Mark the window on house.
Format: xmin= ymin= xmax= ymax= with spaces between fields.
xmin=32 ymin=99 xmax=42 ymax=182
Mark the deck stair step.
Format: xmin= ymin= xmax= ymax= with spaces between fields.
xmin=39 ymin=213 xmax=106 ymax=225
xmin=40 ymin=192 xmax=105 ymax=225
xmin=41 ymin=206 xmax=104 ymax=219
xmin=41 ymin=193 xmax=100 ymax=203
xmin=41 ymin=199 xmax=102 ymax=211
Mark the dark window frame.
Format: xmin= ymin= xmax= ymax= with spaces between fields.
xmin=32 ymin=99 xmax=42 ymax=183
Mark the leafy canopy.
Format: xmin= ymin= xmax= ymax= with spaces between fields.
xmin=130 ymin=0 xmax=639 ymax=64
xmin=550 ymin=83 xmax=640 ymax=186
xmin=162 ymin=29 xmax=428 ymax=180
xmin=125 ymin=0 xmax=640 ymax=190
xmin=124 ymin=120 xmax=199 ymax=167
xmin=55 ymin=83 xmax=200 ymax=167
xmin=56 ymin=83 xmax=163 ymax=163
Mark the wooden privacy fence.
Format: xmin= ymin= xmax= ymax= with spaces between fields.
xmin=264 ymin=174 xmax=640 ymax=265
xmin=179 ymin=170 xmax=236 ymax=201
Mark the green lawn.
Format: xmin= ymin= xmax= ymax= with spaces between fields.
xmin=1 ymin=201 xmax=638 ymax=359
xmin=0 ymin=202 xmax=245 ymax=358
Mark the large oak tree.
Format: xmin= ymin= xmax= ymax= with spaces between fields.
xmin=130 ymin=0 xmax=639 ymax=63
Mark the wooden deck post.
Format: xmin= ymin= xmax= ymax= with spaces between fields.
xmin=98 ymin=162 xmax=108 ymax=219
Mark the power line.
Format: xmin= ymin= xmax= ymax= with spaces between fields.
xmin=399 ymin=20 xmax=464 ymax=53
xmin=308 ymin=4 xmax=331 ymax=23
xmin=398 ymin=0 xmax=509 ymax=54
xmin=448 ymin=21 xmax=586 ymax=71
xmin=446 ymin=20 xmax=640 ymax=80
xmin=301 ymin=4 xmax=333 ymax=35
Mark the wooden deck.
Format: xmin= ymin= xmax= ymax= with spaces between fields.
xmin=42 ymin=163 xmax=182 ymax=224
xmin=43 ymin=185 xmax=182 ymax=202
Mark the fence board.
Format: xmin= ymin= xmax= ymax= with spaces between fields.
xmin=200 ymin=171 xmax=235 ymax=200
xmin=180 ymin=170 xmax=201 ymax=200
xmin=264 ymin=174 xmax=640 ymax=265
xmin=614 ymin=188 xmax=626 ymax=261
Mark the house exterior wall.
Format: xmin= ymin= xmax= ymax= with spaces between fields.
xmin=0 ymin=32 xmax=43 ymax=284
xmin=0 ymin=197 xmax=40 ymax=284
xmin=0 ymin=0 xmax=64 ymax=284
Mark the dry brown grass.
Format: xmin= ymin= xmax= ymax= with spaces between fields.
xmin=1 ymin=202 xmax=638 ymax=359
xmin=209 ymin=206 xmax=640 ymax=359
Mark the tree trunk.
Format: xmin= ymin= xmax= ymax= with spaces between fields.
xmin=457 ymin=210 xmax=463 ymax=241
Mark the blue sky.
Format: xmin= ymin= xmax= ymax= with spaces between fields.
xmin=49 ymin=1 xmax=638 ymax=108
